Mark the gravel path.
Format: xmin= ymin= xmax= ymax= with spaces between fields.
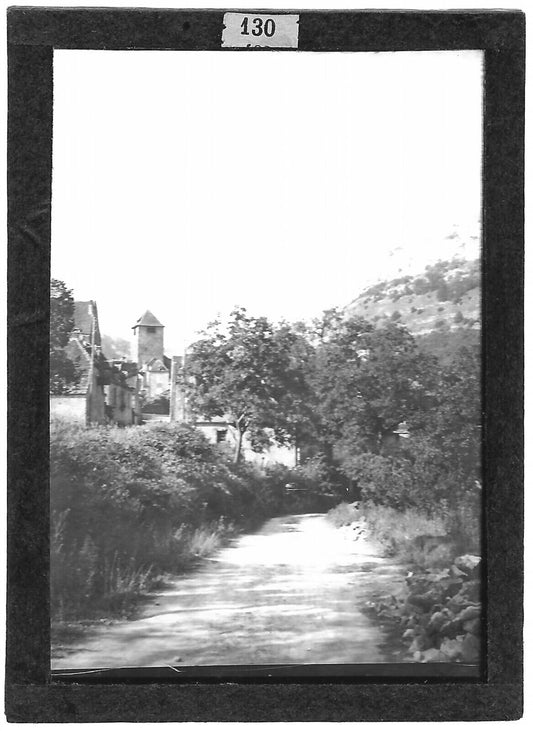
xmin=52 ymin=513 xmax=404 ymax=669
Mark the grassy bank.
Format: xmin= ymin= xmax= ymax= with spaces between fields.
xmin=327 ymin=499 xmax=481 ymax=662
xmin=51 ymin=418 xmax=332 ymax=622
xmin=327 ymin=498 xmax=480 ymax=567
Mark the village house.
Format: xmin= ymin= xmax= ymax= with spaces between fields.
xmin=133 ymin=309 xmax=297 ymax=466
xmin=132 ymin=311 xmax=172 ymax=402
xmin=50 ymin=297 xmax=296 ymax=462
xmin=50 ymin=301 xmax=140 ymax=426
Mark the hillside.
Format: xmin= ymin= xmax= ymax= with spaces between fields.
xmin=345 ymin=257 xmax=481 ymax=363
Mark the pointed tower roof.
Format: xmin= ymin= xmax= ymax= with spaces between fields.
xmin=132 ymin=310 xmax=164 ymax=330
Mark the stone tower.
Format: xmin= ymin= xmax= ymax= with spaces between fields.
xmin=132 ymin=310 xmax=165 ymax=366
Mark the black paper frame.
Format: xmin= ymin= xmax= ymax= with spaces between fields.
xmin=6 ymin=6 xmax=524 ymax=722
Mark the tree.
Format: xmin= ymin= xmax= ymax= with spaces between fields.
xmin=313 ymin=315 xmax=438 ymax=456
xmin=50 ymin=279 xmax=80 ymax=394
xmin=428 ymin=345 xmax=481 ymax=489
xmin=265 ymin=320 xmax=319 ymax=452
xmin=184 ymin=308 xmax=314 ymax=463
xmin=341 ymin=343 xmax=481 ymax=515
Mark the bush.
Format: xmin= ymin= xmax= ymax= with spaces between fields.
xmin=326 ymin=501 xmax=361 ymax=527
xmin=142 ymin=391 xmax=170 ymax=414
xmin=361 ymin=502 xmax=447 ymax=559
xmin=50 ymin=418 xmax=330 ymax=620
xmin=341 ymin=448 xmax=445 ymax=514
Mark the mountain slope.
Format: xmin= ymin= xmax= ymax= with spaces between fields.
xmin=345 ymin=257 xmax=480 ymax=363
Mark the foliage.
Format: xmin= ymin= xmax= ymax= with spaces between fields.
xmin=359 ymin=502 xmax=447 ymax=558
xmin=50 ymin=418 xmax=331 ymax=620
xmin=428 ymin=346 xmax=481 ymax=492
xmin=357 ymin=257 xmax=479 ymax=304
xmin=142 ymin=389 xmax=170 ymax=414
xmin=184 ymin=308 xmax=315 ymax=462
xmin=312 ymin=314 xmax=438 ymax=455
xmin=50 ymin=279 xmax=75 ymax=350
xmin=325 ymin=501 xmax=361 ymax=528
xmin=367 ymin=554 xmax=481 ymax=663
xmin=417 ymin=327 xmax=479 ymax=366
xmin=337 ymin=344 xmax=481 ymax=524
xmin=50 ymin=279 xmax=80 ymax=394
xmin=51 ymin=283 xmax=481 ymax=621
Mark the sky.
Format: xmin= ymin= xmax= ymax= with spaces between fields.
xmin=52 ymin=49 xmax=483 ymax=355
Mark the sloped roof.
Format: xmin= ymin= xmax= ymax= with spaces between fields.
xmin=110 ymin=359 xmax=139 ymax=379
xmin=73 ymin=301 xmax=101 ymax=346
xmin=133 ymin=310 xmax=164 ymax=329
xmin=63 ymin=338 xmax=91 ymax=394
xmin=144 ymin=357 xmax=169 ymax=372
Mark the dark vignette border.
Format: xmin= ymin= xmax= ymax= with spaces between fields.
xmin=6 ymin=7 xmax=524 ymax=722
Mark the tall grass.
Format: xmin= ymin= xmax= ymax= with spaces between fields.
xmin=326 ymin=499 xmax=480 ymax=568
xmin=363 ymin=503 xmax=447 ymax=557
xmin=325 ymin=501 xmax=361 ymax=527
xmin=50 ymin=418 xmax=331 ymax=621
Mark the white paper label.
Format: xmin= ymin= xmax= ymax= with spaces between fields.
xmin=222 ymin=13 xmax=299 ymax=49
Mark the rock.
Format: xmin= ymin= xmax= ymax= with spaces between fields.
xmin=425 ymin=569 xmax=451 ymax=583
xmin=454 ymin=555 xmax=481 ymax=577
xmin=440 ymin=617 xmax=463 ymax=638
xmin=420 ymin=648 xmax=447 ymax=663
xmin=440 ymin=637 xmax=463 ymax=661
xmin=456 ymin=604 xmax=481 ymax=623
xmin=461 ymin=632 xmax=480 ymax=662
xmin=409 ymin=635 xmax=427 ymax=654
xmin=463 ymin=617 xmax=481 ymax=635
xmin=446 ymin=594 xmax=473 ymax=613
xmin=451 ymin=564 xmax=468 ymax=578
xmin=461 ymin=580 xmax=481 ymax=602
xmin=402 ymin=628 xmax=416 ymax=639
xmin=440 ymin=578 xmax=464 ymax=598
xmin=413 ymin=651 xmax=422 ymax=662
xmin=428 ymin=610 xmax=449 ymax=633
xmin=407 ymin=589 xmax=443 ymax=611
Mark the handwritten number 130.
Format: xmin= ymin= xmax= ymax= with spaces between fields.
xmin=240 ymin=17 xmax=276 ymax=38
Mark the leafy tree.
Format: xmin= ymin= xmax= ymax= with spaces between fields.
xmin=428 ymin=345 xmax=481 ymax=491
xmin=267 ymin=320 xmax=319 ymax=450
xmin=313 ymin=315 xmax=438 ymax=456
xmin=341 ymin=343 xmax=481 ymax=515
xmin=184 ymin=308 xmax=314 ymax=463
xmin=50 ymin=279 xmax=79 ymax=394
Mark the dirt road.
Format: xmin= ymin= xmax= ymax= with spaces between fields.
xmin=53 ymin=513 xmax=404 ymax=669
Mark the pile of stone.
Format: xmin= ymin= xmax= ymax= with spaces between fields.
xmin=367 ymin=554 xmax=481 ymax=663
